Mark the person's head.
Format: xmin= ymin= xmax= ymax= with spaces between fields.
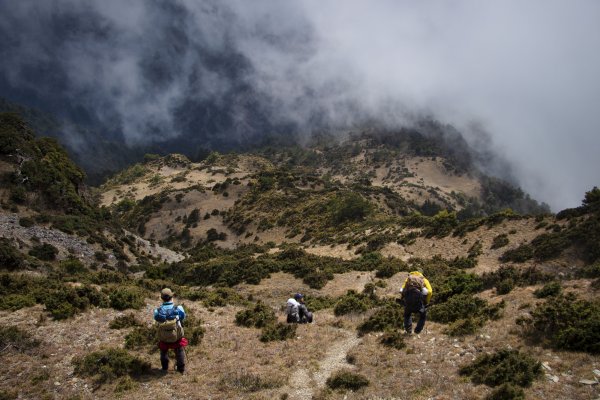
xmin=161 ymin=288 xmax=174 ymax=302
xmin=294 ymin=293 xmax=304 ymax=303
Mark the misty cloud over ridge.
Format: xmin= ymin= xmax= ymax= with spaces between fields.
xmin=1 ymin=1 xmax=599 ymax=210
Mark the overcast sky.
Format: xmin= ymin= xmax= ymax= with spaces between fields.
xmin=1 ymin=1 xmax=599 ymax=210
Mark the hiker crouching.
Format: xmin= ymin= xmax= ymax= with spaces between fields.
xmin=400 ymin=270 xmax=433 ymax=335
xmin=286 ymin=293 xmax=313 ymax=323
xmin=154 ymin=288 xmax=187 ymax=373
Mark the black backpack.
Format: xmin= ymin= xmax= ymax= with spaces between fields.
xmin=404 ymin=286 xmax=424 ymax=311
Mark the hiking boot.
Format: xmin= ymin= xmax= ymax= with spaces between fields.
xmin=175 ymin=365 xmax=185 ymax=374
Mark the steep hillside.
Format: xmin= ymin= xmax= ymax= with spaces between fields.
xmin=1 ymin=116 xmax=598 ymax=400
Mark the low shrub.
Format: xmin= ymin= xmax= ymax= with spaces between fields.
xmin=109 ymin=286 xmax=146 ymax=310
xmin=73 ymin=348 xmax=151 ymax=383
xmin=28 ymin=243 xmax=58 ymax=261
xmin=326 ymin=370 xmax=370 ymax=391
xmin=0 ymin=326 xmax=40 ymax=352
xmin=533 ymin=281 xmax=562 ymax=298
xmin=379 ymin=331 xmax=406 ymax=349
xmin=235 ymin=301 xmax=276 ymax=328
xmin=0 ymin=239 xmax=24 ymax=271
xmin=443 ymin=317 xmax=482 ymax=336
xmin=18 ymin=217 xmax=34 ymax=227
xmin=218 ymin=371 xmax=284 ymax=392
xmin=490 ymin=234 xmax=509 ymax=250
xmin=181 ymin=308 xmax=205 ymax=346
xmin=333 ymin=290 xmax=374 ymax=316
xmin=448 ymin=256 xmax=477 ymax=269
xmin=109 ymin=313 xmax=142 ymax=329
xmin=459 ymin=349 xmax=542 ymax=388
xmin=481 ymin=266 xmax=552 ymax=291
xmin=375 ymin=258 xmax=407 ymax=278
xmin=42 ymin=285 xmax=108 ymax=319
xmin=500 ymin=245 xmax=533 ymax=263
xmin=578 ymin=262 xmax=600 ymax=279
xmin=60 ymin=258 xmax=86 ymax=275
xmin=495 ymin=278 xmax=514 ymax=295
xmin=259 ymin=322 xmax=297 ymax=342
xmin=185 ymin=287 xmax=247 ymax=307
xmin=124 ymin=326 xmax=156 ymax=350
xmin=305 ymin=296 xmax=336 ymax=311
xmin=518 ymin=293 xmax=600 ymax=353
xmin=486 ymin=383 xmax=525 ymax=400
xmin=357 ymin=302 xmax=403 ymax=335
xmin=429 ymin=294 xmax=504 ymax=324
xmin=0 ymin=293 xmax=36 ymax=311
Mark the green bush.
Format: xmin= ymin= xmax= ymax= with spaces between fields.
xmin=28 ymin=243 xmax=58 ymax=261
xmin=429 ymin=294 xmax=504 ymax=325
xmin=305 ymin=296 xmax=336 ymax=311
xmin=18 ymin=217 xmax=34 ymax=227
xmin=60 ymin=258 xmax=87 ymax=275
xmin=459 ymin=349 xmax=542 ymax=388
xmin=481 ymin=266 xmax=551 ymax=291
xmin=187 ymin=287 xmax=247 ymax=307
xmin=124 ymin=326 xmax=156 ymax=349
xmin=518 ymin=293 xmax=600 ymax=353
xmin=491 ymin=234 xmax=510 ymax=250
xmin=333 ymin=290 xmax=373 ymax=316
xmin=0 ymin=239 xmax=24 ymax=270
xmin=495 ymin=278 xmax=515 ymax=295
xmin=533 ymin=281 xmax=562 ymax=298
xmin=235 ymin=301 xmax=276 ymax=328
xmin=448 ymin=256 xmax=477 ymax=269
xmin=73 ymin=348 xmax=151 ymax=383
xmin=259 ymin=322 xmax=297 ymax=342
xmin=326 ymin=370 xmax=370 ymax=391
xmin=443 ymin=317 xmax=482 ymax=336
xmin=486 ymin=383 xmax=525 ymax=400
xmin=0 ymin=326 xmax=40 ymax=352
xmin=109 ymin=286 xmax=146 ymax=310
xmin=0 ymin=293 xmax=36 ymax=311
xmin=357 ymin=302 xmax=403 ymax=335
xmin=109 ymin=313 xmax=142 ymax=329
xmin=375 ymin=258 xmax=407 ymax=278
xmin=379 ymin=331 xmax=406 ymax=349
xmin=500 ymin=245 xmax=533 ymax=263
xmin=42 ymin=285 xmax=108 ymax=319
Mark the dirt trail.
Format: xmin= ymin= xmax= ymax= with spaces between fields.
xmin=287 ymin=329 xmax=361 ymax=400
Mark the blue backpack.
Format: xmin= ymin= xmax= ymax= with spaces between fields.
xmin=155 ymin=305 xmax=180 ymax=323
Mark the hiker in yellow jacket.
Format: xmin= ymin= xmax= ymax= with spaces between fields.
xmin=400 ymin=270 xmax=432 ymax=334
xmin=400 ymin=270 xmax=433 ymax=304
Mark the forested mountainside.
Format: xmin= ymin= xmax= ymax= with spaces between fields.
xmin=0 ymin=113 xmax=598 ymax=400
